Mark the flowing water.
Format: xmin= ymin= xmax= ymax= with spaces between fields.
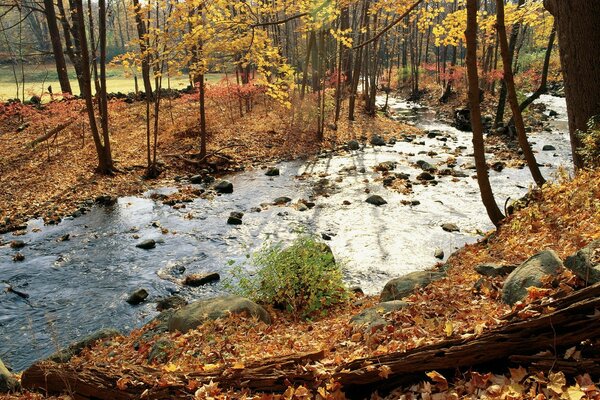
xmin=0 ymin=95 xmax=572 ymax=371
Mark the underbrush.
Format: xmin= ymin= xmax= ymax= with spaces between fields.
xmin=229 ymin=236 xmax=349 ymax=319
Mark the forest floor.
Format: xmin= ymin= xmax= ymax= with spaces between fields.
xmin=3 ymin=86 xmax=600 ymax=399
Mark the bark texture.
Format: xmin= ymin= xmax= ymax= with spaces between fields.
xmin=544 ymin=0 xmax=600 ymax=168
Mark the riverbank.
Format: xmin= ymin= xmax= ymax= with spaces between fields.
xmin=0 ymin=93 xmax=419 ymax=234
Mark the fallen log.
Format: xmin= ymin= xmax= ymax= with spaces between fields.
xmin=335 ymin=282 xmax=600 ymax=391
xmin=21 ymin=350 xmax=326 ymax=399
xmin=27 ymin=120 xmax=75 ymax=148
xmin=21 ymin=283 xmax=600 ymax=399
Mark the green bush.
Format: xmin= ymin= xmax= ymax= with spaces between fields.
xmin=578 ymin=115 xmax=600 ymax=168
xmin=229 ymin=236 xmax=348 ymax=319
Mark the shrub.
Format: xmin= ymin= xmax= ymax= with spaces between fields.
xmin=578 ymin=115 xmax=600 ymax=168
xmin=229 ymin=236 xmax=348 ymax=319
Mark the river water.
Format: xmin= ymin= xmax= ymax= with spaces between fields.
xmin=0 ymin=95 xmax=572 ymax=371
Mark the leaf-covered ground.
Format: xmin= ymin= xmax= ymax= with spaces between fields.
xmin=3 ymin=167 xmax=599 ymax=399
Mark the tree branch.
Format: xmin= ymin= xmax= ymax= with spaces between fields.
xmin=353 ymin=0 xmax=423 ymax=49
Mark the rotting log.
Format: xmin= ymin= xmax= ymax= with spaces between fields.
xmin=27 ymin=120 xmax=75 ymax=148
xmin=21 ymin=350 xmax=326 ymax=399
xmin=21 ymin=283 xmax=600 ymax=399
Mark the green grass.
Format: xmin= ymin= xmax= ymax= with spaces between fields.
xmin=0 ymin=63 xmax=224 ymax=101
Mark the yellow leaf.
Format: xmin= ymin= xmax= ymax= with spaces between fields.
xmin=562 ymin=385 xmax=585 ymax=400
xmin=163 ymin=363 xmax=178 ymax=372
xmin=548 ymin=371 xmax=567 ymax=394
xmin=203 ymin=363 xmax=220 ymax=372
xmin=445 ymin=321 xmax=453 ymax=337
xmin=232 ymin=361 xmax=245 ymax=370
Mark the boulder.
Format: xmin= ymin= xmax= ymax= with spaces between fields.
xmin=502 ymin=250 xmax=563 ymax=305
xmin=375 ymin=161 xmax=397 ymax=172
xmin=0 ymin=358 xmax=19 ymax=393
xmin=214 ymin=180 xmax=234 ymax=194
xmin=542 ymin=145 xmax=556 ymax=151
xmin=417 ymin=172 xmax=435 ymax=181
xmin=350 ymin=301 xmax=409 ymax=331
xmin=454 ymin=108 xmax=472 ymax=132
xmin=434 ymin=249 xmax=444 ymax=260
xmin=95 ymin=195 xmax=118 ymax=206
xmin=475 ymin=263 xmax=517 ymax=278
xmin=47 ymin=328 xmax=120 ymax=363
xmin=370 ymin=135 xmax=386 ymax=146
xmin=273 ymin=196 xmax=292 ymax=205
xmin=564 ymin=239 xmax=600 ymax=284
xmin=156 ymin=295 xmax=187 ymax=311
xmin=416 ymin=160 xmax=435 ymax=172
xmin=136 ymin=239 xmax=156 ymax=249
xmin=265 ymin=167 xmax=280 ymax=176
xmin=183 ymin=272 xmax=220 ymax=287
xmin=168 ymin=295 xmax=271 ymax=333
xmin=227 ymin=212 xmax=244 ymax=225
xmin=140 ymin=309 xmax=175 ymax=341
xmin=347 ymin=140 xmax=360 ymax=150
xmin=127 ymin=288 xmax=149 ymax=305
xmin=147 ymin=338 xmax=175 ymax=364
xmin=9 ymin=240 xmax=25 ymax=249
xmin=441 ymin=223 xmax=460 ymax=232
xmin=190 ymin=174 xmax=203 ymax=184
xmin=380 ymin=271 xmax=445 ymax=302
xmin=366 ymin=195 xmax=387 ymax=206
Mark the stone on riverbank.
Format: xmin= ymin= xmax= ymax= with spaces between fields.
xmin=127 ymin=288 xmax=149 ymax=305
xmin=136 ymin=239 xmax=156 ymax=249
xmin=265 ymin=167 xmax=280 ymax=176
xmin=564 ymin=239 xmax=600 ymax=284
xmin=350 ymin=301 xmax=409 ymax=331
xmin=227 ymin=212 xmax=244 ymax=225
xmin=47 ymin=328 xmax=121 ymax=363
xmin=475 ymin=263 xmax=517 ymax=278
xmin=348 ymin=140 xmax=360 ymax=150
xmin=380 ymin=271 xmax=445 ymax=302
xmin=168 ymin=295 xmax=271 ymax=333
xmin=502 ymin=250 xmax=563 ymax=305
xmin=366 ymin=195 xmax=387 ymax=206
xmin=214 ymin=180 xmax=234 ymax=194
xmin=183 ymin=272 xmax=220 ymax=287
xmin=0 ymin=358 xmax=19 ymax=393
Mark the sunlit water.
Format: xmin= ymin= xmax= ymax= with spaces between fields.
xmin=0 ymin=95 xmax=572 ymax=371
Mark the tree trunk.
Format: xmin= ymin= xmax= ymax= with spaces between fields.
xmin=132 ymin=0 xmax=154 ymax=101
xmin=496 ymin=0 xmax=545 ymax=187
xmin=518 ymin=24 xmax=555 ymax=113
xmin=72 ymin=0 xmax=112 ymax=173
xmin=544 ymin=0 xmax=600 ymax=169
xmin=494 ymin=0 xmax=524 ymax=129
xmin=466 ymin=0 xmax=504 ymax=227
xmin=43 ymin=0 xmax=72 ymax=94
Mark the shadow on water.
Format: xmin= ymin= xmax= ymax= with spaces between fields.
xmin=0 ymin=95 xmax=572 ymax=371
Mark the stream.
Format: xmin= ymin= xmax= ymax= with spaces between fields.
xmin=0 ymin=94 xmax=572 ymax=371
